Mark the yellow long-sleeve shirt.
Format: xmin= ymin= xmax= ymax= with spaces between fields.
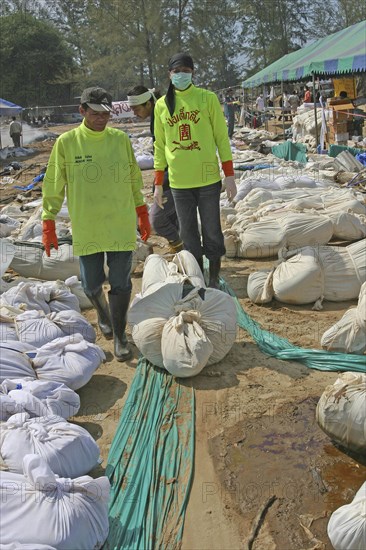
xmin=42 ymin=120 xmax=144 ymax=256
xmin=153 ymin=85 xmax=232 ymax=188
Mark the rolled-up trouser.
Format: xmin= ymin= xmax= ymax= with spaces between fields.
xmin=171 ymin=181 xmax=226 ymax=261
xmin=79 ymin=250 xmax=132 ymax=297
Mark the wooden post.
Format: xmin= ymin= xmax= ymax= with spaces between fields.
xmin=312 ymin=72 xmax=319 ymax=149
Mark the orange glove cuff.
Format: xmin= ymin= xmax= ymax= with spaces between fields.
xmin=42 ymin=219 xmax=56 ymax=231
xmin=154 ymin=170 xmax=165 ymax=185
xmin=222 ymin=160 xmax=234 ymax=177
xmin=136 ymin=204 xmax=148 ymax=216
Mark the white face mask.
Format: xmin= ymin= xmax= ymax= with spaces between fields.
xmin=171 ymin=72 xmax=192 ymax=90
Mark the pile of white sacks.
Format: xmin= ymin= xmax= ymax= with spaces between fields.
xmin=128 ymin=251 xmax=237 ymax=377
xmin=316 ymin=372 xmax=366 ymax=549
xmin=0 ymin=267 xmax=110 ymax=547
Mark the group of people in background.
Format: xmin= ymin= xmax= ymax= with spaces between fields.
xmin=41 ymin=52 xmax=237 ymax=363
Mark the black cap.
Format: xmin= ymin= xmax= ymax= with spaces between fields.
xmin=80 ymin=87 xmax=113 ymax=112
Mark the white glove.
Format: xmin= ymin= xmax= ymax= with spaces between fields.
xmin=224 ymin=175 xmax=237 ymax=201
xmin=154 ymin=185 xmax=164 ymax=209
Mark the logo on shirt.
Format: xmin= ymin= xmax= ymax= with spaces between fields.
xmin=166 ymin=107 xmax=200 ymax=127
xmin=74 ymin=154 xmax=93 ymax=164
xmin=171 ymin=141 xmax=201 ymax=152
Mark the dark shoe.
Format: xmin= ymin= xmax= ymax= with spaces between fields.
xmin=87 ymin=289 xmax=113 ymax=339
xmin=208 ymin=258 xmax=221 ymax=289
xmin=109 ymin=291 xmax=132 ymax=362
xmin=168 ymin=239 xmax=184 ymax=253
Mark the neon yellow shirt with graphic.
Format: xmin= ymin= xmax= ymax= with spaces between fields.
xmin=153 ymin=85 xmax=232 ymax=188
xmin=42 ymin=120 xmax=144 ymax=256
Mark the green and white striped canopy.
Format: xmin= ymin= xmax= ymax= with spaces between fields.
xmin=243 ymin=20 xmax=366 ymax=89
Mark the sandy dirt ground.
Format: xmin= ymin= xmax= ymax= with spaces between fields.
xmin=1 ymin=121 xmax=365 ymax=550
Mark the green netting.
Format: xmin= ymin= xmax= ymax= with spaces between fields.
xmin=221 ymin=279 xmax=366 ymax=373
xmin=105 ymin=358 xmax=195 ymax=550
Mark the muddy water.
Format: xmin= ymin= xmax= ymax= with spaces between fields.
xmin=209 ymin=397 xmax=366 ymax=549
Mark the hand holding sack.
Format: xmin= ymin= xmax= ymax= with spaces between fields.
xmin=136 ymin=204 xmax=151 ymax=241
xmin=42 ymin=220 xmax=58 ymax=257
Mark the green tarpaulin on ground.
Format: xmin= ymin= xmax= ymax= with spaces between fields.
xmin=271 ymin=141 xmax=308 ymax=163
xmin=243 ymin=20 xmax=366 ymax=88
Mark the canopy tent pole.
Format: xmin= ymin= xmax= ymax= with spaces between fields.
xmin=312 ymin=73 xmax=319 ymax=149
xmin=263 ymin=84 xmax=268 ymax=132
xmin=281 ymin=81 xmax=285 ymax=137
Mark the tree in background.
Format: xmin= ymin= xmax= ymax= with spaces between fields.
xmin=309 ymin=0 xmax=365 ymax=39
xmin=0 ymin=11 xmax=76 ymax=106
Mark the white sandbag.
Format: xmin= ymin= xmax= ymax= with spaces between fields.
xmin=321 ymin=282 xmax=366 ymax=354
xmin=327 ymin=481 xmax=366 ymax=550
xmin=32 ymin=333 xmax=105 ymax=390
xmin=316 ymin=372 xmax=366 ymax=453
xmin=273 ymin=240 xmax=366 ymax=305
xmin=0 ymin=239 xmax=15 ymax=278
xmin=0 ymin=544 xmax=56 ymax=549
xmin=14 ymin=310 xmax=64 ymax=348
xmin=1 ymin=281 xmax=51 ymax=313
xmin=0 ymin=454 xmax=110 ymax=550
xmin=64 ymin=276 xmax=92 ymax=310
xmin=247 ymin=270 xmax=274 ymax=304
xmin=48 ymin=310 xmax=96 ymax=343
xmin=0 ymin=342 xmax=36 ymax=382
xmin=0 ymin=216 xmax=20 ymax=238
xmin=237 ymin=219 xmax=286 ymax=258
xmin=10 ymin=242 xmax=81 ymax=281
xmin=0 ymin=378 xmax=80 ymax=420
xmin=43 ymin=280 xmax=81 ymax=313
xmin=136 ymin=153 xmax=154 ymax=170
xmin=279 ymin=213 xmax=333 ymax=249
xmin=0 ymin=322 xmax=18 ymax=342
xmin=162 ymin=311 xmax=214 ymax=377
xmin=141 ymin=252 xmax=205 ymax=297
xmin=326 ymin=212 xmax=366 ymax=241
xmin=0 ymin=413 xmax=100 ymax=478
xmin=129 ymin=284 xmax=237 ymax=373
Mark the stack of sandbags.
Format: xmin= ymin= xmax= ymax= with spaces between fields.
xmin=0 ymin=454 xmax=110 ymax=549
xmin=321 ymin=282 xmax=366 ymax=354
xmin=316 ymin=372 xmax=366 ymax=453
xmin=327 ymin=481 xmax=366 ymax=550
xmin=129 ymin=251 xmax=237 ymax=377
xmin=247 ymin=239 xmax=365 ymax=308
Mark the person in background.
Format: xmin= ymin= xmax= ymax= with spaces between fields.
xmin=153 ymin=52 xmax=237 ymax=288
xmin=42 ymin=86 xmax=151 ymax=362
xmin=9 ymin=116 xmax=22 ymax=147
xmin=288 ymin=91 xmax=300 ymax=117
xmin=255 ymin=93 xmax=265 ymax=112
xmin=304 ymin=86 xmax=312 ymax=103
xmin=224 ymin=88 xmax=236 ymax=138
xmin=127 ymin=85 xmax=182 ymax=253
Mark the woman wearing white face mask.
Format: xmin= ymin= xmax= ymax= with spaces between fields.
xmin=153 ymin=53 xmax=237 ymax=288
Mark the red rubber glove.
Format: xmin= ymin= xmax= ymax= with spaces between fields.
xmin=42 ymin=219 xmax=58 ymax=256
xmin=136 ymin=204 xmax=151 ymax=242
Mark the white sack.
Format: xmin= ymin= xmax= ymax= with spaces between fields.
xmin=14 ymin=310 xmax=64 ymax=348
xmin=32 ymin=333 xmax=105 ymax=390
xmin=0 ymin=239 xmax=15 ymax=278
xmin=272 ymin=240 xmax=366 ymax=305
xmin=327 ymin=481 xmax=366 ymax=550
xmin=64 ymin=276 xmax=92 ymax=310
xmin=247 ymin=270 xmax=274 ymax=304
xmin=0 ymin=216 xmax=20 ymax=238
xmin=48 ymin=310 xmax=96 ymax=343
xmin=321 ymin=282 xmax=366 ymax=354
xmin=316 ymin=372 xmax=366 ymax=453
xmin=0 ymin=413 xmax=100 ymax=478
xmin=10 ymin=243 xmax=81 ymax=281
xmin=1 ymin=281 xmax=51 ymax=313
xmin=0 ymin=378 xmax=80 ymax=420
xmin=43 ymin=280 xmax=81 ymax=313
xmin=0 ymin=454 xmax=110 ymax=550
xmin=0 ymin=342 xmax=36 ymax=382
xmin=129 ymin=284 xmax=237 ymax=374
